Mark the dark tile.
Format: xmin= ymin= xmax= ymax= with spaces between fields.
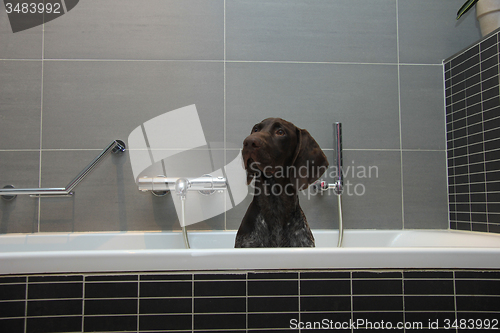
xmin=28 ymin=282 xmax=82 ymax=300
xmin=299 ymin=312 xmax=352 ymax=332
xmin=248 ymin=280 xmax=298 ymax=296
xmin=195 ymin=329 xmax=246 ymax=333
xmin=248 ymin=272 xmax=298 ymax=280
xmin=406 ymin=323 xmax=453 ymax=333
xmin=26 ymin=316 xmax=82 ymax=333
xmin=455 ymin=279 xmax=500 ymax=295
xmin=28 ymin=299 xmax=82 ymax=317
xmin=196 ymin=331 xmax=245 ymax=333
xmin=195 ymin=297 xmax=246 ymax=313
xmin=195 ymin=280 xmax=246 ymax=297
xmin=300 ymin=279 xmax=350 ymax=296
xmin=139 ymin=314 xmax=192 ymax=331
xmin=352 ymin=312 xmax=404 ymax=329
xmin=455 ymin=311 xmax=500 ymax=323
xmin=0 ymin=283 xmax=26 ymax=300
xmin=0 ymin=318 xmax=24 ymax=333
xmin=355 ymin=329 xmax=403 ymax=333
xmin=404 ymin=295 xmax=455 ymax=311
xmin=248 ymin=296 xmax=298 ymax=312
xmin=29 ymin=275 xmax=83 ymax=283
xmin=300 ymin=296 xmax=351 ymax=312
xmin=0 ymin=277 xmax=26 ymax=284
xmin=248 ymin=313 xmax=298 ymax=329
xmin=352 ymin=279 xmax=402 ymax=295
xmin=140 ymin=281 xmax=191 ymax=298
xmin=84 ymin=282 xmax=137 ymax=299
xmin=85 ymin=274 xmax=137 ymax=282
xmin=481 ymin=34 xmax=498 ymax=51
xmin=403 ymin=271 xmax=453 ymax=279
xmin=140 ymin=274 xmax=192 ymax=281
xmin=404 ymin=311 xmax=456 ymax=327
xmin=83 ymin=315 xmax=137 ymax=332
xmin=195 ymin=273 xmax=246 ymax=280
xmin=404 ymin=279 xmax=454 ymax=295
xmin=194 ymin=313 xmax=246 ymax=330
xmin=456 ymin=295 xmax=500 ymax=311
xmin=84 ymin=299 xmax=137 ymax=315
xmin=0 ymin=301 xmax=25 ymax=318
xmin=140 ymin=298 xmax=192 ymax=314
xmin=353 ymin=295 xmax=403 ymax=311
xmin=300 ymin=271 xmax=350 ymax=279
xmin=455 ymin=271 xmax=500 ymax=279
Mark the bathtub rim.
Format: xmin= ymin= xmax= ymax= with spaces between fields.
xmin=1 ymin=228 xmax=500 ymax=275
xmin=1 ymin=246 xmax=500 ymax=275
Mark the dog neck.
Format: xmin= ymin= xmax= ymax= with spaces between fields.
xmin=253 ymin=175 xmax=300 ymax=226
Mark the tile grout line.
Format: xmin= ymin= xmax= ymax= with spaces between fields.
xmin=223 ymin=0 xmax=227 ymax=231
xmin=82 ymin=276 xmax=86 ymax=333
xmin=452 ymin=271 xmax=458 ymax=333
xmin=350 ymin=271 xmax=353 ymax=333
xmin=396 ymin=0 xmax=405 ymax=230
xmin=0 ymin=57 xmax=444 ymax=66
xmin=137 ymin=276 xmax=140 ymax=333
xmin=443 ymin=58 xmax=452 ymax=231
xmin=298 ymin=272 xmax=301 ymax=333
xmin=192 ymin=273 xmax=194 ymax=333
xmin=37 ymin=11 xmax=46 ymax=234
xmin=401 ymin=271 xmax=406 ymax=333
xmin=24 ymin=276 xmax=28 ymax=333
xmin=246 ymin=272 xmax=248 ymax=332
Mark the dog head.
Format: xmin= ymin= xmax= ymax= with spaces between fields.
xmin=242 ymin=118 xmax=329 ymax=191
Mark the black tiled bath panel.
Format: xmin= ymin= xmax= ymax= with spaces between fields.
xmin=0 ymin=270 xmax=498 ymax=332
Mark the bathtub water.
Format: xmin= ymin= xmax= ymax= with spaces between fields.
xmin=0 ymin=229 xmax=499 ymax=275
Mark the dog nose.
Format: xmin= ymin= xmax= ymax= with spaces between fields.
xmin=243 ymin=136 xmax=261 ymax=150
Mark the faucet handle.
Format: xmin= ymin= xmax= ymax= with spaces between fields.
xmin=311 ymin=179 xmax=343 ymax=195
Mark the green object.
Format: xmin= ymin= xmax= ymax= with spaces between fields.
xmin=457 ymin=0 xmax=480 ymax=19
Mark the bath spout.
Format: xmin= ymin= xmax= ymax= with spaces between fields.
xmin=175 ymin=178 xmax=190 ymax=249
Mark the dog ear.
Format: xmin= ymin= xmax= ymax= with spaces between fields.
xmin=290 ymin=128 xmax=329 ymax=191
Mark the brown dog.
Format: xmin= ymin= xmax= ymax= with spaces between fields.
xmin=235 ymin=118 xmax=329 ymax=247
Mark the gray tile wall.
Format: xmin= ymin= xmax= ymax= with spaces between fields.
xmin=0 ymin=0 xmax=482 ymax=234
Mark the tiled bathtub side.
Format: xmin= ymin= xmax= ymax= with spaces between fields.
xmin=0 ymin=270 xmax=499 ymax=332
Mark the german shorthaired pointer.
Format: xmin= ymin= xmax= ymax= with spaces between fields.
xmin=235 ymin=118 xmax=329 ymax=248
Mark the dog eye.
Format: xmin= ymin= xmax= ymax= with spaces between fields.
xmin=275 ymin=129 xmax=285 ymax=136
xmin=252 ymin=126 xmax=259 ymax=133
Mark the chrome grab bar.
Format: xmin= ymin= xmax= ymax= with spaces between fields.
xmin=1 ymin=140 xmax=126 ymax=200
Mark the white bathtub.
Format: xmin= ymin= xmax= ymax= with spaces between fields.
xmin=1 ymin=229 xmax=499 ymax=275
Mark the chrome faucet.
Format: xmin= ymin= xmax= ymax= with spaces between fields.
xmin=137 ymin=175 xmax=227 ymax=249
